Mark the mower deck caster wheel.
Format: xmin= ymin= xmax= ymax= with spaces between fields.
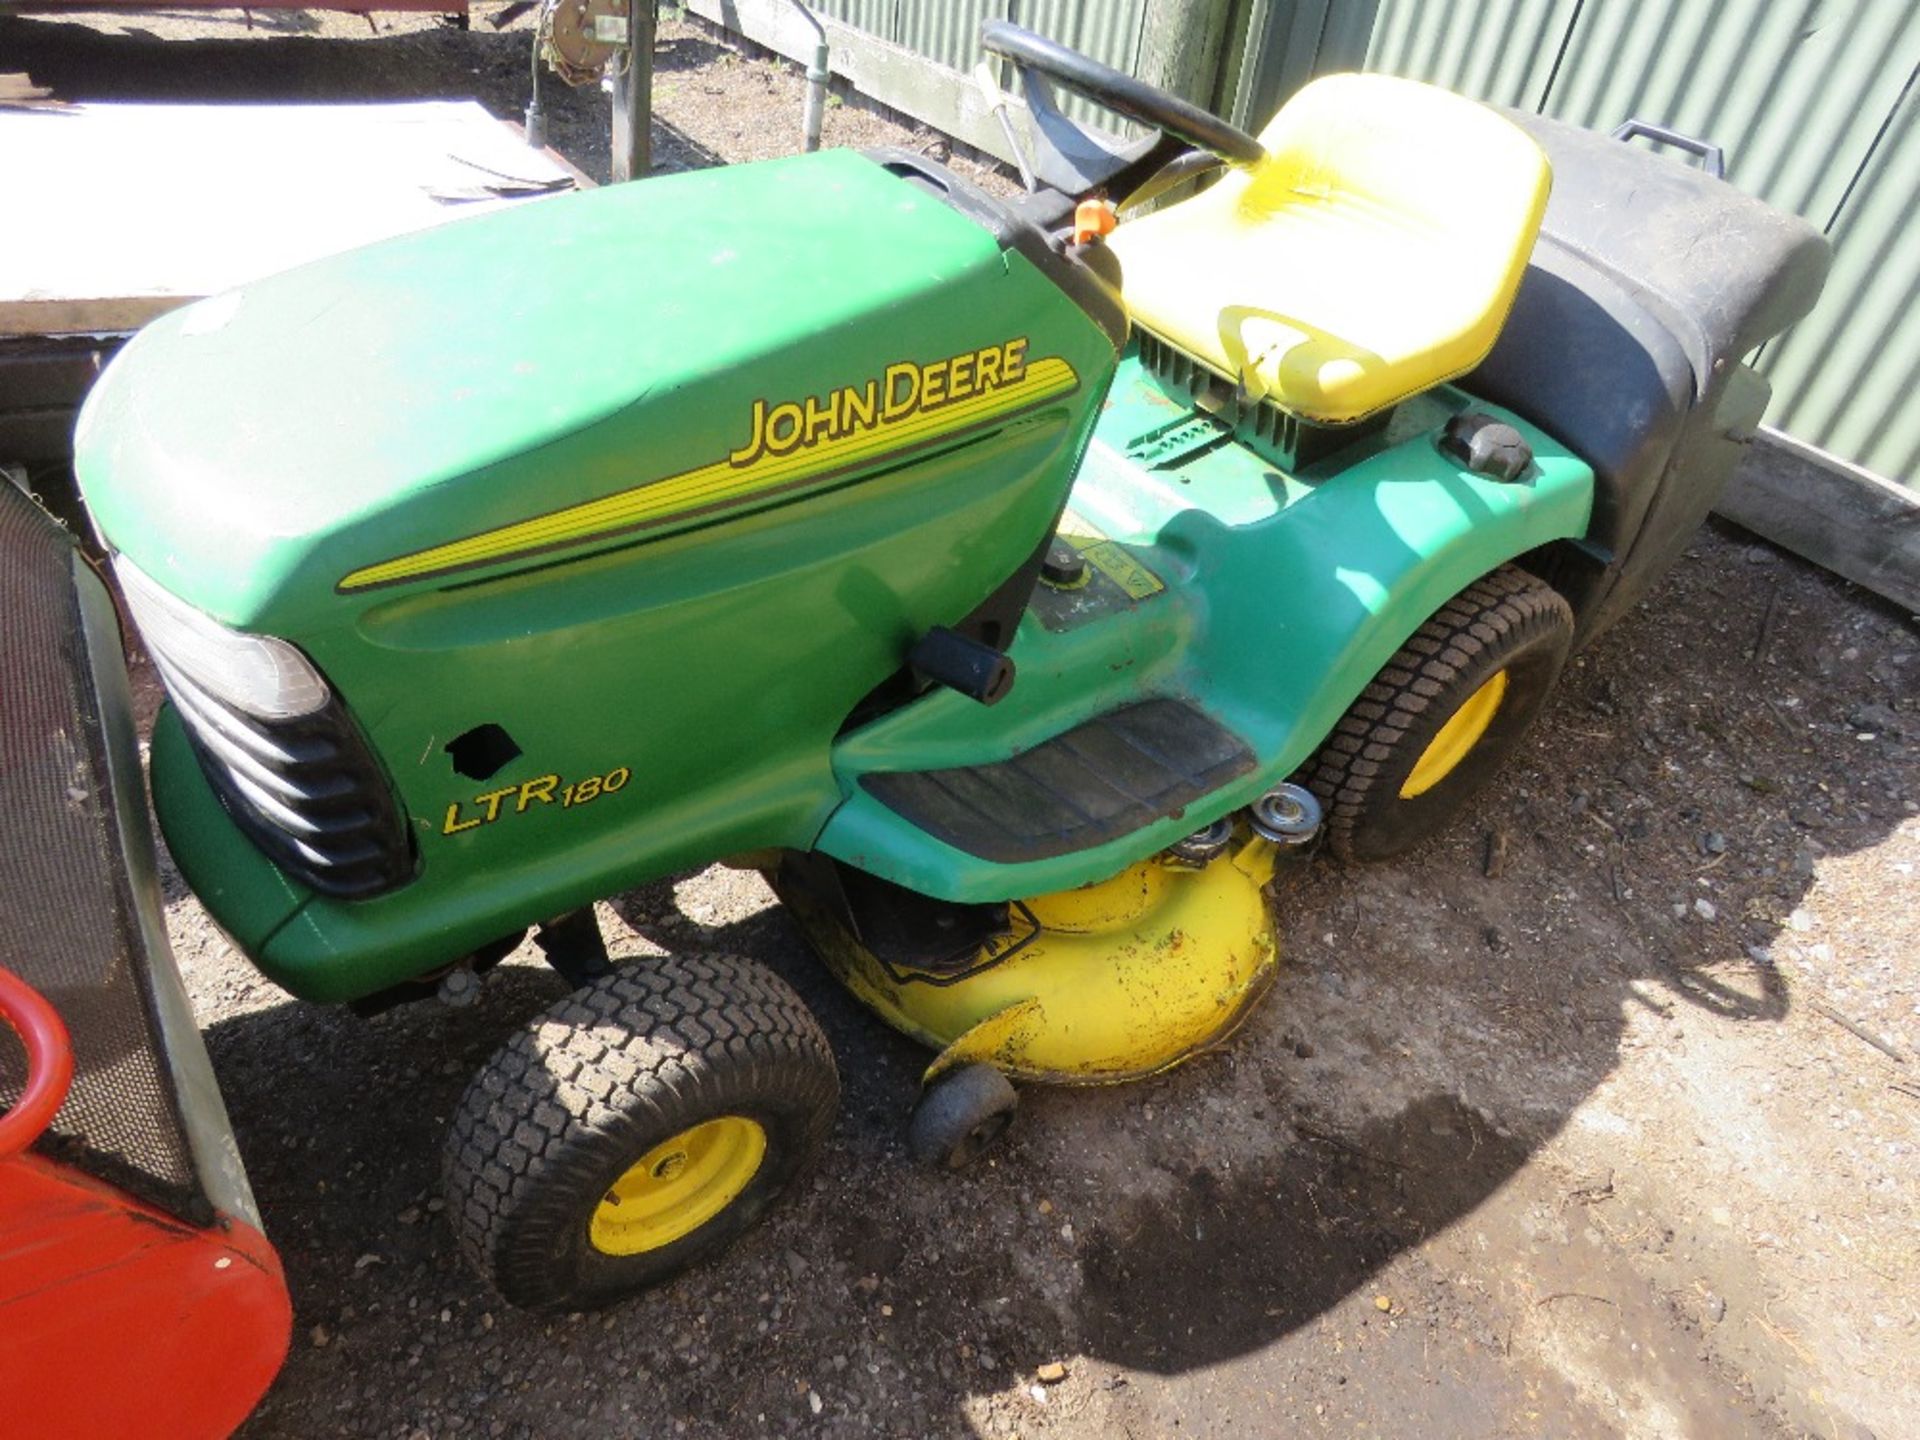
xmin=909 ymin=1063 xmax=1018 ymax=1170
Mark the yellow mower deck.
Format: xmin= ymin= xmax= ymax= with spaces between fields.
xmin=774 ymin=838 xmax=1281 ymax=1087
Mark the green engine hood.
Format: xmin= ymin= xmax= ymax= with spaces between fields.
xmin=75 ymin=149 xmax=1033 ymax=629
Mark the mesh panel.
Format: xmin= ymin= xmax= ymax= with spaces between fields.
xmin=0 ymin=482 xmax=206 ymax=1221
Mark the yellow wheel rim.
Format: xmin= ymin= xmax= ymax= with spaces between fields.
xmin=588 ymin=1115 xmax=767 ymax=1256
xmin=1400 ymin=669 xmax=1508 ymax=799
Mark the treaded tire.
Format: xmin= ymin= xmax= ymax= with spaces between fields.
xmin=1306 ymin=566 xmax=1573 ymax=863
xmin=443 ymin=952 xmax=839 ymax=1312
xmin=909 ymin=1063 xmax=1018 ymax=1170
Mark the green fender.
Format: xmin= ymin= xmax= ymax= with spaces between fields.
xmin=817 ymin=384 xmax=1595 ymax=901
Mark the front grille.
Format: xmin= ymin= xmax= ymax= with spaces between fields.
xmin=154 ymin=652 xmax=414 ymax=900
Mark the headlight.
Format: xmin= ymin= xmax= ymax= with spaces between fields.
xmin=112 ymin=555 xmax=330 ymax=720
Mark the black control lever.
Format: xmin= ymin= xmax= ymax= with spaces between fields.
xmin=909 ymin=626 xmax=1016 ymax=706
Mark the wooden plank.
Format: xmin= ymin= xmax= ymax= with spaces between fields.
xmin=501 ymin=118 xmax=598 ymax=190
xmin=19 ymin=0 xmax=467 ymax=10
xmin=0 ymin=338 xmax=117 ymax=409
xmin=1717 ymin=430 xmax=1920 ymax=614
xmin=0 ymin=410 xmax=86 ymax=462
xmin=2 ymin=101 xmax=579 ymax=337
xmin=687 ymin=0 xmax=1031 ymax=166
xmin=0 ymin=337 xmax=125 ymax=461
xmin=610 ymin=0 xmax=656 ymax=181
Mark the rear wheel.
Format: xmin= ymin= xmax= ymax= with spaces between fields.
xmin=444 ymin=952 xmax=839 ymax=1312
xmin=1306 ymin=566 xmax=1573 ymax=862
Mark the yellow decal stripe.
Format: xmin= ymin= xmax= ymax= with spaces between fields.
xmin=340 ymin=355 xmax=1079 ymax=592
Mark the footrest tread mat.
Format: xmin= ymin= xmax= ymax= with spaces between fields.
xmin=860 ymin=698 xmax=1255 ymax=864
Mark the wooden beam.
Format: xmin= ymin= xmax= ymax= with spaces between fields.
xmin=1136 ymin=0 xmax=1236 ymax=107
xmin=1717 ymin=431 xmax=1920 ymax=614
xmin=686 ymin=0 xmax=1030 ymax=168
xmin=0 ymin=337 xmax=123 ymax=462
xmin=610 ymin=0 xmax=656 ymax=181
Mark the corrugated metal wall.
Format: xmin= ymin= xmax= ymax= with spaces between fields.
xmin=1365 ymin=0 xmax=1572 ymax=108
xmin=1761 ymin=48 xmax=1916 ymax=482
xmin=1351 ymin=0 xmax=1920 ymax=485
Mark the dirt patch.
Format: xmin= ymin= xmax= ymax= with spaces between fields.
xmin=10 ymin=12 xmax=1918 ymax=1438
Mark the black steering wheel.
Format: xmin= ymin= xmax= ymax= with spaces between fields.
xmin=980 ymin=20 xmax=1265 ymax=169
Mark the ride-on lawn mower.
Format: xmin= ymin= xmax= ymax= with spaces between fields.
xmin=67 ymin=22 xmax=1826 ymax=1311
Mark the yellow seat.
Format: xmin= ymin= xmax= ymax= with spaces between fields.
xmin=1107 ymin=73 xmax=1551 ymax=425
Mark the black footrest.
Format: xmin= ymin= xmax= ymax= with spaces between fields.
xmin=861 ymin=699 xmax=1256 ymax=864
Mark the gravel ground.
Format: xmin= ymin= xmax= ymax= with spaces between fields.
xmin=10 ymin=12 xmax=1919 ymax=1438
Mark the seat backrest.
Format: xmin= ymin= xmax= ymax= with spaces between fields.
xmin=1110 ymin=72 xmax=1552 ymax=424
xmin=1242 ymin=72 xmax=1550 ymax=284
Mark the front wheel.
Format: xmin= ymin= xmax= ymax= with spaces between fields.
xmin=1306 ymin=566 xmax=1574 ymax=862
xmin=443 ymin=952 xmax=839 ymax=1312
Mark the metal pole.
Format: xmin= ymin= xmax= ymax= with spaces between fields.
xmin=524 ymin=20 xmax=548 ymax=148
xmin=790 ymin=0 xmax=829 ymax=153
xmin=610 ymin=0 xmax=655 ymax=181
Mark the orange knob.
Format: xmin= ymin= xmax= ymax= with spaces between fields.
xmin=1072 ymin=197 xmax=1118 ymax=246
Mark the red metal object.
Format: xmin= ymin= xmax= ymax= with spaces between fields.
xmin=0 ymin=969 xmax=291 ymax=1439
xmin=0 ymin=966 xmax=72 ymax=1159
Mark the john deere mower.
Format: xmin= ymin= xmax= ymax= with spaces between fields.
xmin=68 ymin=23 xmax=1827 ymax=1311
